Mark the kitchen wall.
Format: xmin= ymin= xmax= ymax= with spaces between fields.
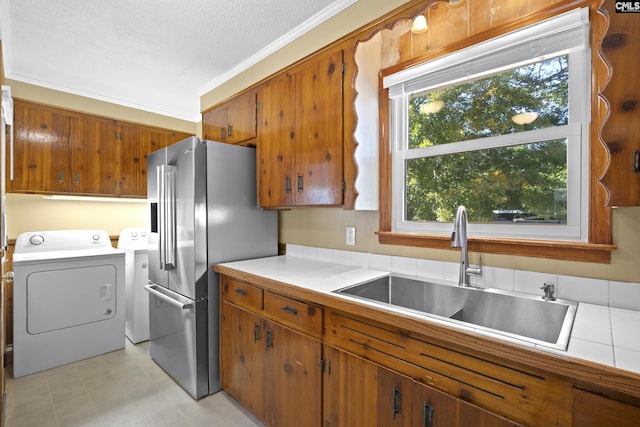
xmin=6 ymin=194 xmax=148 ymax=238
xmin=278 ymin=207 xmax=640 ymax=283
xmin=201 ymin=0 xmax=640 ymax=285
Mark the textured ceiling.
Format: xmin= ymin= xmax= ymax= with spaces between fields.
xmin=0 ymin=0 xmax=355 ymax=121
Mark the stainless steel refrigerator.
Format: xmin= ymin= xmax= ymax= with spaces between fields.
xmin=145 ymin=136 xmax=277 ymax=399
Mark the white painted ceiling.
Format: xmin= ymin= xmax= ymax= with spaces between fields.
xmin=0 ymin=0 xmax=355 ymax=121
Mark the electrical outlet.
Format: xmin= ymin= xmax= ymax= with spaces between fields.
xmin=346 ymin=226 xmax=356 ymax=246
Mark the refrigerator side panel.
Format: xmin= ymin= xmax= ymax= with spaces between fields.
xmin=193 ymin=139 xmax=209 ymax=302
xmin=205 ymin=140 xmax=278 ymax=393
xmin=147 ymin=147 xmax=167 ymax=288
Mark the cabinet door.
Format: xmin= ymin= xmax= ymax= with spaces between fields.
xmin=227 ymin=91 xmax=257 ymax=145
xmin=294 ymin=49 xmax=344 ymax=206
xmin=220 ymin=301 xmax=265 ymax=419
xmin=116 ymin=124 xmax=140 ymax=197
xmin=257 ymin=73 xmax=296 ymax=207
xmin=202 ymin=106 xmax=228 ymax=142
xmin=572 ymin=388 xmax=640 ymax=427
xmin=323 ymin=345 xmax=411 ymax=427
xmin=264 ymin=319 xmax=321 ymax=427
xmin=70 ymin=116 xmax=119 ymax=195
xmin=412 ymin=381 xmax=523 ymax=427
xmin=10 ymin=101 xmax=71 ymax=193
xmin=412 ymin=382 xmax=457 ymax=427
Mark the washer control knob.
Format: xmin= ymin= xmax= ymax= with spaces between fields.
xmin=29 ymin=235 xmax=45 ymax=246
xmin=92 ymin=234 xmax=101 ymax=241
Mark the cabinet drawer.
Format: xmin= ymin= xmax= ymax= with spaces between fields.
xmin=264 ymin=292 xmax=323 ymax=337
xmin=221 ymin=277 xmax=263 ymax=311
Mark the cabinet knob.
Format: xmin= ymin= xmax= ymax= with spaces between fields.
xmin=393 ymin=387 xmax=402 ymax=419
xmin=74 ymin=172 xmax=80 ymax=184
xmin=265 ymin=329 xmax=273 ymax=350
xmin=253 ymin=323 xmax=261 ymax=343
xmin=281 ymin=305 xmax=298 ymax=316
xmin=423 ymin=402 xmax=434 ymax=427
xmin=57 ymin=171 xmax=64 ymax=183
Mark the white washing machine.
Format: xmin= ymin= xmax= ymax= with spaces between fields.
xmin=12 ymin=229 xmax=125 ymax=377
xmin=117 ymin=227 xmax=149 ymax=344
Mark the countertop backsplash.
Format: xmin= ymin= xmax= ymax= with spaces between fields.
xmin=285 ymin=243 xmax=640 ymax=374
xmin=285 ymin=244 xmax=640 ymax=311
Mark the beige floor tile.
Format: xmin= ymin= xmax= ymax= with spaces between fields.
xmin=6 ymin=340 xmax=264 ymax=427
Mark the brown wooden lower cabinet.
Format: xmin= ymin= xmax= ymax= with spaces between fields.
xmin=263 ymin=319 xmax=321 ymax=426
xmin=322 ymin=344 xmax=412 ymax=426
xmin=572 ymin=388 xmax=640 ymax=427
xmin=218 ymin=273 xmax=640 ymax=427
xmin=220 ymin=299 xmax=322 ymax=427
xmin=322 ymin=344 xmax=521 ymax=427
xmin=220 ymin=301 xmax=265 ymax=418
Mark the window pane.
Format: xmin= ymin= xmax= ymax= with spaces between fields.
xmin=408 ymin=55 xmax=568 ymax=149
xmin=405 ymin=139 xmax=568 ymax=223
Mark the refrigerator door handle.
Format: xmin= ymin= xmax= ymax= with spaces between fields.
xmin=164 ymin=165 xmax=176 ymax=269
xmin=158 ymin=165 xmax=177 ymax=270
xmin=145 ymin=283 xmax=193 ymax=310
xmin=158 ymin=165 xmax=166 ymax=269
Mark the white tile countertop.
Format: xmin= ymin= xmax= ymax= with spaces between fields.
xmin=217 ymin=252 xmax=640 ymax=376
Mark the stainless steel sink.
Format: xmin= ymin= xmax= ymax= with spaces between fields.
xmin=334 ymin=275 xmax=577 ymax=350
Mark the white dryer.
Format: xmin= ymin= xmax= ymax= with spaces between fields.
xmin=117 ymin=227 xmax=149 ymax=344
xmin=12 ymin=230 xmax=125 ymax=377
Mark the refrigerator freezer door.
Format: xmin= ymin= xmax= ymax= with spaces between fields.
xmin=147 ymin=284 xmax=208 ymax=399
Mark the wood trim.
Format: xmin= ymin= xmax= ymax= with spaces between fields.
xmin=377 ymin=231 xmax=616 ymax=263
xmin=377 ymin=0 xmax=617 ymax=263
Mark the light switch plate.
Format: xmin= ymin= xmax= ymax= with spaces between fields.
xmin=346 ymin=226 xmax=356 ymax=246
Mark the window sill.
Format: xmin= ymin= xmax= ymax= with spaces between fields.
xmin=377 ymin=231 xmax=616 ymax=264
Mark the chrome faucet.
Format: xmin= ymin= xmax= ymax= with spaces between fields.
xmin=451 ymin=205 xmax=481 ymax=286
xmin=541 ymin=282 xmax=556 ymax=301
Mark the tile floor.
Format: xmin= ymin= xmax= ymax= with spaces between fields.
xmin=4 ymin=340 xmax=265 ymax=427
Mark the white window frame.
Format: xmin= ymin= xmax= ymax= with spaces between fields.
xmin=383 ymin=8 xmax=591 ymax=241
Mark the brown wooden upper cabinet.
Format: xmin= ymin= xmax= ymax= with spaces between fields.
xmin=257 ymin=49 xmax=344 ymax=209
xmin=8 ymin=99 xmax=190 ymax=198
xmin=10 ymin=100 xmax=72 ymax=194
xmin=137 ymin=126 xmax=192 ymax=196
xmin=202 ymin=90 xmax=257 ymax=145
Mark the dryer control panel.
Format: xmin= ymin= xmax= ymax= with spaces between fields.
xmin=15 ymin=230 xmax=112 ymax=253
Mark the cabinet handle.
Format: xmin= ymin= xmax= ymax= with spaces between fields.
xmin=227 ymin=124 xmax=233 ymax=137
xmin=57 ymin=171 xmax=64 ymax=183
xmin=285 ymin=176 xmax=291 ymax=192
xmin=297 ymin=174 xmax=303 ymax=192
xmin=281 ymin=305 xmax=298 ymax=316
xmin=74 ymin=172 xmax=80 ymax=184
xmin=423 ymin=402 xmax=434 ymax=427
xmin=220 ymin=128 xmax=226 ymax=140
xmin=253 ymin=322 xmax=261 ymax=343
xmin=265 ymin=329 xmax=273 ymax=350
xmin=393 ymin=387 xmax=402 ymax=419
xmin=234 ymin=288 xmax=247 ymax=297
